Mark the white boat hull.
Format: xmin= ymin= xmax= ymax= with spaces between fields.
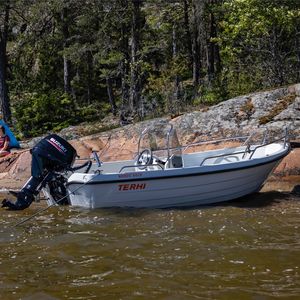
xmin=67 ymin=159 xmax=281 ymax=209
xmin=43 ymin=127 xmax=290 ymax=210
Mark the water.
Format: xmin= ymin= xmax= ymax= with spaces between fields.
xmin=0 ymin=190 xmax=299 ymax=300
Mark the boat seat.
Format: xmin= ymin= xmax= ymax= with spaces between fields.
xmin=168 ymin=155 xmax=183 ymax=168
xmin=214 ymin=155 xmax=240 ymax=164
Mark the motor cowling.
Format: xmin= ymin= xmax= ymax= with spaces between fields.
xmin=2 ymin=134 xmax=77 ymax=210
xmin=32 ymin=134 xmax=77 ymax=172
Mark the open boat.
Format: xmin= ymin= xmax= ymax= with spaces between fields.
xmin=43 ymin=125 xmax=290 ymax=209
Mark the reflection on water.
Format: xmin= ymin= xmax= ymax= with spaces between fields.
xmin=0 ymin=188 xmax=299 ymax=299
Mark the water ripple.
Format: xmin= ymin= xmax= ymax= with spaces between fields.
xmin=0 ymin=193 xmax=299 ymax=299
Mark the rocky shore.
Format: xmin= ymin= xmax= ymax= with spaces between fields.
xmin=0 ymin=83 xmax=299 ymax=192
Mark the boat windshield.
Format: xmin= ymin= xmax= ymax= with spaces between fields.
xmin=138 ymin=124 xmax=182 ymax=160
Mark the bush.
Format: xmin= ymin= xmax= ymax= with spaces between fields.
xmin=14 ymin=91 xmax=81 ymax=137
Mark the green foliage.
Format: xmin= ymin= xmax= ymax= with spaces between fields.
xmin=194 ymin=82 xmax=228 ymax=105
xmin=217 ymin=0 xmax=300 ymax=94
xmin=2 ymin=0 xmax=299 ymax=139
xmin=14 ymin=91 xmax=98 ymax=137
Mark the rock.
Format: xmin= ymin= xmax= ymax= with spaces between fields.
xmin=273 ymin=147 xmax=300 ymax=176
xmin=0 ymin=150 xmax=31 ymax=190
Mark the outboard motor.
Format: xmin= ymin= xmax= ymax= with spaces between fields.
xmin=2 ymin=134 xmax=77 ymax=210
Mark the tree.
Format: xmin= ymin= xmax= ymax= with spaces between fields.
xmin=217 ymin=0 xmax=300 ymax=95
xmin=61 ymin=5 xmax=72 ymax=94
xmin=1 ymin=0 xmax=299 ymax=138
xmin=206 ymin=0 xmax=221 ymax=83
xmin=129 ymin=0 xmax=143 ymax=117
xmin=120 ymin=0 xmax=131 ymax=120
xmin=0 ymin=1 xmax=11 ymax=123
xmin=191 ymin=0 xmax=201 ymax=87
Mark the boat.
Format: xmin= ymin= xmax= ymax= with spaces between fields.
xmin=43 ymin=125 xmax=290 ymax=209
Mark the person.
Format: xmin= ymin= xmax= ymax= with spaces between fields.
xmin=0 ymin=125 xmax=10 ymax=157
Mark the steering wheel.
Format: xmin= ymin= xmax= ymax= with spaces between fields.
xmin=136 ymin=149 xmax=153 ymax=169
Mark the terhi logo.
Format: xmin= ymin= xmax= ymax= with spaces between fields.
xmin=118 ymin=183 xmax=146 ymax=191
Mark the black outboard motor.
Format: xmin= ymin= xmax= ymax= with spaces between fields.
xmin=2 ymin=134 xmax=77 ymax=210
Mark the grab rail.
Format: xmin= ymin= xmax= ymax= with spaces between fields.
xmin=249 ymin=133 xmax=289 ymax=159
xmin=200 ymin=131 xmax=289 ymax=166
xmin=200 ymin=150 xmax=246 ymax=166
xmin=183 ymin=135 xmax=249 ymax=153
xmin=242 ymin=127 xmax=270 ymax=158
xmin=134 ymin=135 xmax=248 ymax=156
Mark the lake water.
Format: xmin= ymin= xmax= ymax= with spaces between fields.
xmin=0 ymin=185 xmax=299 ymax=299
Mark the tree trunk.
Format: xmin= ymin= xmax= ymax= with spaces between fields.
xmin=269 ymin=27 xmax=284 ymax=86
xmin=214 ymin=40 xmax=221 ymax=74
xmin=106 ymin=77 xmax=117 ymax=116
xmin=172 ymin=23 xmax=180 ymax=114
xmin=86 ymin=51 xmax=94 ymax=105
xmin=129 ymin=0 xmax=141 ymax=116
xmin=191 ymin=1 xmax=201 ymax=87
xmin=296 ymin=31 xmax=300 ymax=82
xmin=207 ymin=11 xmax=215 ymax=83
xmin=62 ymin=7 xmax=72 ymax=95
xmin=121 ymin=57 xmax=129 ymax=110
xmin=207 ymin=1 xmax=221 ymax=82
xmin=183 ymin=0 xmax=193 ymax=66
xmin=0 ymin=1 xmax=11 ymax=123
xmin=120 ymin=0 xmax=130 ymax=115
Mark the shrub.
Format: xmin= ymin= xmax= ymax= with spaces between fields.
xmin=14 ymin=91 xmax=79 ymax=137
